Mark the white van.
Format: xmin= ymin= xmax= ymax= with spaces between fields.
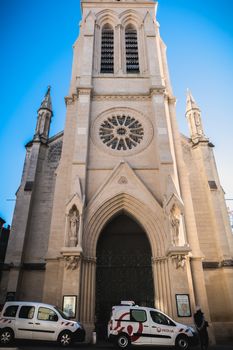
xmin=108 ymin=301 xmax=198 ymax=350
xmin=0 ymin=301 xmax=85 ymax=347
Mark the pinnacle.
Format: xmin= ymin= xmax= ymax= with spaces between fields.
xmin=186 ymin=89 xmax=200 ymax=114
xmin=39 ymin=85 xmax=52 ymax=112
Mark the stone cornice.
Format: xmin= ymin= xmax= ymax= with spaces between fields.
xmin=65 ymin=94 xmax=78 ymax=106
xmin=66 ymin=88 xmax=176 ymax=104
xmin=92 ymin=88 xmax=171 ymax=101
xmin=65 ymin=88 xmax=93 ymax=105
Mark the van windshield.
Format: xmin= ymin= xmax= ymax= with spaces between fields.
xmin=54 ymin=307 xmax=70 ymax=320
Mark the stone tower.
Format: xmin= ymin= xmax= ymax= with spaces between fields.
xmin=1 ymin=0 xmax=233 ymax=344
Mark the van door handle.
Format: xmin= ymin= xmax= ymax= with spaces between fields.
xmin=144 ymin=325 xmax=149 ymax=327
xmin=28 ymin=322 xmax=33 ymax=324
xmin=35 ymin=323 xmax=40 ymax=325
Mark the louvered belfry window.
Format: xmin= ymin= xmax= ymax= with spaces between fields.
xmin=101 ymin=25 xmax=114 ymax=73
xmin=125 ymin=26 xmax=139 ymax=73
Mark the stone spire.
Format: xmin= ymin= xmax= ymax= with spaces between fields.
xmin=34 ymin=86 xmax=53 ymax=143
xmin=185 ymin=89 xmax=208 ymax=144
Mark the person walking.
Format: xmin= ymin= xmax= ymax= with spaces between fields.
xmin=194 ymin=306 xmax=209 ymax=350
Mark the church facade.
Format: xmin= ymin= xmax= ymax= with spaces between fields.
xmin=1 ymin=0 xmax=233 ymax=344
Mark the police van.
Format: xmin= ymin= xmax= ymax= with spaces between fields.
xmin=108 ymin=301 xmax=198 ymax=350
xmin=0 ymin=301 xmax=85 ymax=347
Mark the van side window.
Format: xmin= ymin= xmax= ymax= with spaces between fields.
xmin=37 ymin=307 xmax=58 ymax=322
xmin=19 ymin=306 xmax=35 ymax=319
xmin=131 ymin=309 xmax=147 ymax=322
xmin=3 ymin=305 xmax=19 ymax=317
xmin=150 ymin=311 xmax=175 ymax=326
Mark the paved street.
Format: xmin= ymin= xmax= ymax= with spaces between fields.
xmin=0 ymin=342 xmax=232 ymax=350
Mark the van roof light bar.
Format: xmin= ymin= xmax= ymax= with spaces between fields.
xmin=120 ymin=301 xmax=135 ymax=306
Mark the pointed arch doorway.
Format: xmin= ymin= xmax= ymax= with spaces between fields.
xmin=95 ymin=213 xmax=154 ymax=338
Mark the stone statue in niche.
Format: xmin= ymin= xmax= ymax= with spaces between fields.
xmin=68 ymin=208 xmax=79 ymax=247
xmin=170 ymin=204 xmax=181 ymax=246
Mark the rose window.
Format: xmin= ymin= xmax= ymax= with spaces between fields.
xmin=99 ymin=115 xmax=144 ymax=150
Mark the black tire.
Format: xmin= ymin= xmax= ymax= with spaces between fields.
xmin=0 ymin=328 xmax=14 ymax=345
xmin=58 ymin=330 xmax=73 ymax=347
xmin=175 ymin=334 xmax=189 ymax=350
xmin=116 ymin=333 xmax=131 ymax=349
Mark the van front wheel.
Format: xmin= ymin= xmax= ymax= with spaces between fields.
xmin=116 ymin=334 xmax=131 ymax=349
xmin=0 ymin=328 xmax=14 ymax=345
xmin=175 ymin=334 xmax=189 ymax=350
xmin=58 ymin=330 xmax=73 ymax=347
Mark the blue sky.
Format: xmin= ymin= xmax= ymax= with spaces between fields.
xmin=1 ymin=0 xmax=233 ymax=225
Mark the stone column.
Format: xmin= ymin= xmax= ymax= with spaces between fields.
xmin=79 ymin=256 xmax=96 ymax=342
xmin=152 ymin=257 xmax=172 ymax=316
xmin=115 ymin=24 xmax=123 ymax=74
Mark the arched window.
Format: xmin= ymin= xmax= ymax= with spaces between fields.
xmin=101 ymin=24 xmax=114 ymax=73
xmin=125 ymin=25 xmax=139 ymax=73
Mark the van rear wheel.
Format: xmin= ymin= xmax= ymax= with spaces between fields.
xmin=0 ymin=328 xmax=14 ymax=345
xmin=175 ymin=334 xmax=189 ymax=350
xmin=116 ymin=334 xmax=131 ymax=349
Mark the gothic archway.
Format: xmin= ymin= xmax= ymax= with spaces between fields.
xmin=95 ymin=212 xmax=154 ymax=338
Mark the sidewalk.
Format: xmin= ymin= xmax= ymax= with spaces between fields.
xmin=1 ymin=343 xmax=233 ymax=350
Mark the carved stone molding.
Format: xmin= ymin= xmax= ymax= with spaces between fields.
xmin=149 ymin=87 xmax=166 ymax=96
xmin=64 ymin=255 xmax=81 ymax=270
xmin=61 ymin=246 xmax=82 ymax=270
xmin=92 ymin=94 xmax=150 ymax=101
xmin=151 ymin=256 xmax=167 ymax=264
xmin=83 ymin=256 xmax=97 ymax=264
xmin=172 ymin=254 xmax=186 ymax=269
xmin=77 ymin=88 xmax=92 ymax=96
xmin=166 ymin=246 xmax=191 ymax=269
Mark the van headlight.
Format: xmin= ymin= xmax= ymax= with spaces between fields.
xmin=188 ymin=327 xmax=197 ymax=335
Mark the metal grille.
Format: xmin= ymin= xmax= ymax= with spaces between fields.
xmin=101 ymin=28 xmax=114 ymax=73
xmin=125 ymin=29 xmax=139 ymax=73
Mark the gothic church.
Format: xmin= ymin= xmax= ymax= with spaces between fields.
xmin=1 ymin=0 xmax=233 ymax=344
